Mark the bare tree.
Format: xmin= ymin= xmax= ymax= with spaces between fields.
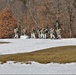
xmin=43 ymin=0 xmax=51 ymax=26
xmin=65 ymin=0 xmax=74 ymax=38
xmin=27 ymin=0 xmax=39 ymax=26
xmin=56 ymin=0 xmax=61 ymax=29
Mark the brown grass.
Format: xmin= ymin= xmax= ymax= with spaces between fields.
xmin=0 ymin=42 xmax=10 ymax=44
xmin=0 ymin=46 xmax=76 ymax=64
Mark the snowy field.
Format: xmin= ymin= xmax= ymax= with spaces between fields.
xmin=0 ymin=61 xmax=76 ymax=74
xmin=0 ymin=38 xmax=76 ymax=74
xmin=0 ymin=38 xmax=76 ymax=55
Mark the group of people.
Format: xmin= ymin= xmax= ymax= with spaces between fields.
xmin=30 ymin=27 xmax=61 ymax=39
xmin=14 ymin=27 xmax=61 ymax=39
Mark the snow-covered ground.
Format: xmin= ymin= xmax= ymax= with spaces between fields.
xmin=0 ymin=38 xmax=76 ymax=74
xmin=0 ymin=38 xmax=76 ymax=55
xmin=0 ymin=61 xmax=76 ymax=74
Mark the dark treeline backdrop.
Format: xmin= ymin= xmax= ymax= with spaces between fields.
xmin=0 ymin=0 xmax=76 ymax=38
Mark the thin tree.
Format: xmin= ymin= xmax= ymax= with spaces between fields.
xmin=27 ymin=0 xmax=39 ymax=25
xmin=65 ymin=0 xmax=74 ymax=38
xmin=56 ymin=0 xmax=60 ymax=29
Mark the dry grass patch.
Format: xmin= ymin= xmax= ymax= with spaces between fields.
xmin=0 ymin=42 xmax=10 ymax=44
xmin=0 ymin=46 xmax=76 ymax=64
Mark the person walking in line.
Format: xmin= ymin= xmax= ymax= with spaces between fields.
xmin=14 ymin=28 xmax=19 ymax=38
xmin=56 ymin=28 xmax=61 ymax=39
xmin=31 ymin=28 xmax=36 ymax=39
xmin=49 ymin=28 xmax=55 ymax=39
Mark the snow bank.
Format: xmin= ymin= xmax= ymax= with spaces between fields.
xmin=0 ymin=38 xmax=76 ymax=55
xmin=0 ymin=61 xmax=76 ymax=74
xmin=20 ymin=35 xmax=29 ymax=39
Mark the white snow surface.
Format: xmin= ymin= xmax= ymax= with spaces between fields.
xmin=0 ymin=38 xmax=76 ymax=74
xmin=0 ymin=61 xmax=76 ymax=74
xmin=0 ymin=38 xmax=76 ymax=55
xmin=20 ymin=35 xmax=29 ymax=39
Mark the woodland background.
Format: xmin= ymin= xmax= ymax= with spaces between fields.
xmin=0 ymin=0 xmax=76 ymax=38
